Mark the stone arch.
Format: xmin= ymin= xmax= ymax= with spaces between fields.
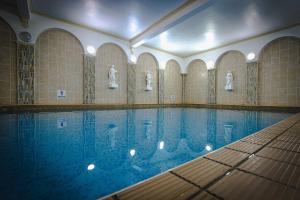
xmin=135 ymin=53 xmax=159 ymax=104
xmin=35 ymin=28 xmax=84 ymax=104
xmin=95 ymin=42 xmax=128 ymax=104
xmin=258 ymin=36 xmax=300 ymax=106
xmin=185 ymin=59 xmax=208 ymax=104
xmin=0 ymin=17 xmax=17 ymax=104
xmin=216 ymin=50 xmax=247 ymax=105
xmin=164 ymin=59 xmax=182 ymax=104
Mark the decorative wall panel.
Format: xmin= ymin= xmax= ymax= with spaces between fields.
xmin=17 ymin=43 xmax=34 ymax=104
xmin=246 ymin=62 xmax=258 ymax=105
xmin=83 ymin=55 xmax=95 ymax=104
xmin=127 ymin=64 xmax=136 ymax=104
xmin=208 ymin=69 xmax=216 ymax=104
xmin=158 ymin=69 xmax=164 ymax=104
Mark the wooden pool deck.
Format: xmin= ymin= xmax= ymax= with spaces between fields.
xmin=103 ymin=112 xmax=300 ymax=200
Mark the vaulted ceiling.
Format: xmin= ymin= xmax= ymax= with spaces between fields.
xmin=2 ymin=0 xmax=300 ymax=57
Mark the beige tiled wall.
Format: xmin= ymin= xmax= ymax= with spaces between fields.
xmin=95 ymin=43 xmax=128 ymax=104
xmin=135 ymin=53 xmax=158 ymax=104
xmin=216 ymin=51 xmax=246 ymax=105
xmin=258 ymin=37 xmax=300 ymax=106
xmin=35 ymin=29 xmax=84 ymax=104
xmin=185 ymin=60 xmax=208 ymax=104
xmin=0 ymin=18 xmax=16 ymax=105
xmin=164 ymin=60 xmax=182 ymax=104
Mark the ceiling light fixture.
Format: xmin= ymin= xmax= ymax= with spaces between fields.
xmin=247 ymin=52 xmax=256 ymax=61
xmin=87 ymin=45 xmax=96 ymax=55
xmin=132 ymin=40 xmax=145 ymax=48
xmin=207 ymin=60 xmax=215 ymax=70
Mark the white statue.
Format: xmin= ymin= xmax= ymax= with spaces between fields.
xmin=145 ymin=70 xmax=153 ymax=91
xmin=225 ymin=71 xmax=233 ymax=91
xmin=108 ymin=65 xmax=118 ymax=89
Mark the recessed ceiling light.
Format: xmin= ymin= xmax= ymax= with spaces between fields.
xmin=247 ymin=52 xmax=255 ymax=61
xmin=207 ymin=60 xmax=215 ymax=70
xmin=132 ymin=40 xmax=145 ymax=48
xmin=87 ymin=45 xmax=96 ymax=55
xmin=130 ymin=54 xmax=137 ymax=64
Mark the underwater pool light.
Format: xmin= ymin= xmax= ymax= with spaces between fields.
xmin=130 ymin=149 xmax=136 ymax=157
xmin=87 ymin=164 xmax=95 ymax=171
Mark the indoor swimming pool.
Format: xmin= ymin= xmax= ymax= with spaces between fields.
xmin=0 ymin=108 xmax=292 ymax=199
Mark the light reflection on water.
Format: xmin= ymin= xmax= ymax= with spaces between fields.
xmin=0 ymin=108 xmax=291 ymax=199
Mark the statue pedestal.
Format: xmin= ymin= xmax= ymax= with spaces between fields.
xmin=225 ymin=85 xmax=233 ymax=91
xmin=109 ymin=83 xmax=118 ymax=89
xmin=145 ymin=86 xmax=153 ymax=91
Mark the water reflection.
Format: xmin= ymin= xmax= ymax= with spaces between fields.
xmin=0 ymin=108 xmax=291 ymax=199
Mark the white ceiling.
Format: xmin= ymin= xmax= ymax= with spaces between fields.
xmin=25 ymin=0 xmax=300 ymax=57
xmin=30 ymin=0 xmax=187 ymax=39
xmin=146 ymin=0 xmax=300 ymax=57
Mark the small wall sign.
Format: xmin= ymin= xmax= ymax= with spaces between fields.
xmin=57 ymin=89 xmax=66 ymax=99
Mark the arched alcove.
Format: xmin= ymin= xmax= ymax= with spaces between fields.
xmin=35 ymin=28 xmax=84 ymax=104
xmin=185 ymin=59 xmax=208 ymax=104
xmin=0 ymin=17 xmax=17 ymax=105
xmin=164 ymin=59 xmax=182 ymax=104
xmin=258 ymin=36 xmax=300 ymax=106
xmin=135 ymin=53 xmax=159 ymax=104
xmin=216 ymin=50 xmax=246 ymax=105
xmin=95 ymin=43 xmax=128 ymax=104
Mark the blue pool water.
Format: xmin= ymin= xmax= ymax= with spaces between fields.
xmin=0 ymin=108 xmax=291 ymax=199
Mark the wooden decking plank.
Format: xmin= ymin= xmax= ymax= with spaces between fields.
xmin=256 ymin=147 xmax=300 ymax=166
xmin=115 ymin=173 xmax=200 ymax=200
xmin=172 ymin=158 xmax=230 ymax=188
xmin=276 ymin=135 xmax=300 ymax=144
xmin=190 ymin=191 xmax=220 ymax=200
xmin=268 ymin=140 xmax=300 ymax=153
xmin=205 ymin=148 xmax=249 ymax=167
xmin=208 ymin=170 xmax=300 ymax=200
xmin=238 ymin=156 xmax=300 ymax=189
xmin=226 ymin=141 xmax=262 ymax=154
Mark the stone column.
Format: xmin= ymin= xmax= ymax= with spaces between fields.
xmin=158 ymin=69 xmax=165 ymax=104
xmin=208 ymin=69 xmax=216 ymax=104
xmin=127 ymin=64 xmax=136 ymax=104
xmin=83 ymin=55 xmax=95 ymax=104
xmin=182 ymin=74 xmax=187 ymax=104
xmin=246 ymin=62 xmax=258 ymax=105
xmin=17 ymin=43 xmax=34 ymax=104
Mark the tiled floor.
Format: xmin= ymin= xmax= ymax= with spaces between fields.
xmin=104 ymin=112 xmax=300 ymax=200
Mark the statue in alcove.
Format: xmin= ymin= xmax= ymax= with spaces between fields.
xmin=225 ymin=71 xmax=233 ymax=91
xmin=145 ymin=70 xmax=153 ymax=91
xmin=108 ymin=65 xmax=118 ymax=89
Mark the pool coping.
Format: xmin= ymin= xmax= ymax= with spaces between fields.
xmin=100 ymin=111 xmax=300 ymax=200
xmin=1 ymin=104 xmax=300 ymax=113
